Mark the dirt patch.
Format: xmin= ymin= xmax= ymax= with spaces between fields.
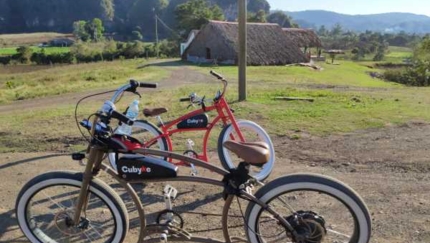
xmin=275 ymin=121 xmax=430 ymax=173
xmin=1 ymin=123 xmax=430 ymax=242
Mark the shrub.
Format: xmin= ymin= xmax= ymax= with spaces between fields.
xmin=70 ymin=41 xmax=104 ymax=62
xmin=122 ymin=41 xmax=144 ymax=58
xmin=0 ymin=56 xmax=11 ymax=65
xmin=158 ymin=40 xmax=180 ymax=57
xmin=384 ymin=61 xmax=430 ymax=86
xmin=31 ymin=52 xmax=75 ymax=65
xmin=16 ymin=46 xmax=33 ymax=63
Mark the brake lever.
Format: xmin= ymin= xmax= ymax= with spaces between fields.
xmin=133 ymin=91 xmax=142 ymax=98
xmin=201 ymin=96 xmax=206 ymax=111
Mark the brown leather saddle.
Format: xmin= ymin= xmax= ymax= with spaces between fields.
xmin=223 ymin=141 xmax=270 ymax=166
xmin=143 ymin=108 xmax=168 ymax=117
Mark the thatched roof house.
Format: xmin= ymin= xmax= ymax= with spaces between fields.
xmin=282 ymin=28 xmax=322 ymax=48
xmin=183 ymin=21 xmax=307 ymax=65
xmin=180 ymin=30 xmax=200 ymax=56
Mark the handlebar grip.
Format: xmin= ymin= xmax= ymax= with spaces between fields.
xmin=111 ymin=110 xmax=134 ymax=126
xmin=210 ymin=70 xmax=223 ymax=80
xmin=180 ymin=97 xmax=190 ymax=102
xmin=139 ymin=82 xmax=158 ymax=88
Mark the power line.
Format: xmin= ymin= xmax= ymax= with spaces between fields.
xmin=156 ymin=15 xmax=182 ymax=38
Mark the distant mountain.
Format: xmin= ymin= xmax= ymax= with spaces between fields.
xmin=283 ymin=10 xmax=430 ymax=33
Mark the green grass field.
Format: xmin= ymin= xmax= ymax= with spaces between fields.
xmin=0 ymin=32 xmax=72 ymax=47
xmin=385 ymin=46 xmax=413 ymax=63
xmin=0 ymin=46 xmax=70 ymax=56
xmin=198 ymin=62 xmax=398 ymax=88
xmin=336 ymin=46 xmax=413 ymax=63
xmin=2 ymin=56 xmax=430 ymax=152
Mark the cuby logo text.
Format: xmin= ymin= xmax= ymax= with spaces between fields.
xmin=121 ymin=165 xmax=152 ymax=175
xmin=187 ymin=119 xmax=204 ymax=124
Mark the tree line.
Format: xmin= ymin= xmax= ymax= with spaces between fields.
xmin=314 ymin=24 xmax=423 ymax=61
xmin=0 ymin=0 xmax=270 ymax=40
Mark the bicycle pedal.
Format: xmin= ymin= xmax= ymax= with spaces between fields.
xmin=163 ymin=185 xmax=178 ymax=200
xmin=71 ymin=153 xmax=85 ymax=161
xmin=160 ymin=232 xmax=168 ymax=242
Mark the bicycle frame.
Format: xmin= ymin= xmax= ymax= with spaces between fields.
xmin=145 ymin=95 xmax=245 ymax=165
xmin=73 ymin=117 xmax=296 ymax=243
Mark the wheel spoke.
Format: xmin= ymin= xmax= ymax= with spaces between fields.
xmin=274 ymin=195 xmax=296 ymax=213
xmin=42 ymin=191 xmax=68 ymax=210
xmin=327 ymin=228 xmax=352 ymax=239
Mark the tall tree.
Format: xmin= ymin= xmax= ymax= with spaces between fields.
xmin=175 ymin=0 xmax=224 ymax=36
xmin=248 ymin=10 xmax=267 ymax=23
xmin=267 ymin=11 xmax=298 ymax=28
xmin=73 ymin=20 xmax=90 ymax=41
xmin=88 ymin=18 xmax=105 ymax=42
xmin=127 ymin=0 xmax=168 ymax=40
xmin=247 ymin=0 xmax=270 ymax=13
xmin=101 ymin=0 xmax=115 ymax=20
xmin=318 ymin=25 xmax=328 ymax=36
xmin=331 ymin=23 xmax=343 ymax=36
xmin=73 ymin=18 xmax=105 ymax=42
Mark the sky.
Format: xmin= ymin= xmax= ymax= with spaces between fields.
xmin=267 ymin=0 xmax=430 ymax=16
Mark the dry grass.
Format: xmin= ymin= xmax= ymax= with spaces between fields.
xmin=0 ymin=59 xmax=170 ymax=104
xmin=0 ymin=32 xmax=73 ymax=47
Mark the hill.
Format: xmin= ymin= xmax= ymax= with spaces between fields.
xmin=0 ymin=0 xmax=269 ymax=40
xmin=284 ymin=10 xmax=430 ymax=33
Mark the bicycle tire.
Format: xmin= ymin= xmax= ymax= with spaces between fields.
xmin=245 ymin=173 xmax=371 ymax=243
xmin=218 ymin=120 xmax=275 ymax=181
xmin=16 ymin=171 xmax=129 ymax=243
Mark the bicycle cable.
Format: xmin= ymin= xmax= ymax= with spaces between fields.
xmin=74 ymin=89 xmax=117 ymax=143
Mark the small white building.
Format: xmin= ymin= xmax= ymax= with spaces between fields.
xmin=180 ymin=30 xmax=199 ymax=56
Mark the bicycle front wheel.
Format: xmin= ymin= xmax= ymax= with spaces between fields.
xmin=245 ymin=173 xmax=371 ymax=243
xmin=218 ymin=120 xmax=275 ymax=181
xmin=16 ymin=171 xmax=129 ymax=243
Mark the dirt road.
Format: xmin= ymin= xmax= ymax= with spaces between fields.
xmin=1 ymin=66 xmax=430 ymax=242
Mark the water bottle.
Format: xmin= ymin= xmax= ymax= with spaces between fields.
xmin=115 ymin=99 xmax=140 ymax=136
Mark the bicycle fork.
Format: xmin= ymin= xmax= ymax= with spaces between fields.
xmin=73 ymin=146 xmax=105 ymax=225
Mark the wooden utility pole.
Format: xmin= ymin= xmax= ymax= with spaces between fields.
xmin=154 ymin=8 xmax=159 ymax=58
xmin=238 ymin=0 xmax=247 ymax=101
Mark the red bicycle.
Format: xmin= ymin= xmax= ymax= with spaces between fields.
xmin=108 ymin=71 xmax=275 ymax=180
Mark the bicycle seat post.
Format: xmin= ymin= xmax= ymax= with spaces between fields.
xmin=156 ymin=115 xmax=164 ymax=126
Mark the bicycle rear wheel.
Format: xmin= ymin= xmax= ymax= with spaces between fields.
xmin=108 ymin=120 xmax=169 ymax=170
xmin=16 ymin=171 xmax=129 ymax=243
xmin=218 ymin=120 xmax=275 ymax=181
xmin=245 ymin=173 xmax=371 ymax=243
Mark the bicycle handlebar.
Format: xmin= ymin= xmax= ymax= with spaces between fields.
xmin=179 ymin=71 xmax=228 ymax=106
xmin=137 ymin=81 xmax=158 ymax=89
xmin=110 ymin=80 xmax=158 ymax=104
xmin=210 ymin=70 xmax=224 ymax=80
xmin=210 ymin=70 xmax=228 ymax=99
xmin=100 ymin=80 xmax=157 ymax=125
xmin=110 ymin=110 xmax=134 ymax=126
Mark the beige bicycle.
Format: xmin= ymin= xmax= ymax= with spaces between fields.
xmin=15 ymin=81 xmax=371 ymax=243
